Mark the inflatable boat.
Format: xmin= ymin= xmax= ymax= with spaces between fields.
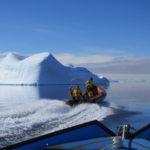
xmin=64 ymin=86 xmax=107 ymax=106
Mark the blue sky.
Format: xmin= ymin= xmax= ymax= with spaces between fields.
xmin=0 ymin=0 xmax=150 ymax=59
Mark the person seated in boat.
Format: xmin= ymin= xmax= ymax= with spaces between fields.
xmin=87 ymin=90 xmax=94 ymax=98
xmin=68 ymin=87 xmax=74 ymax=100
xmin=73 ymin=86 xmax=83 ymax=101
xmin=85 ymin=77 xmax=98 ymax=96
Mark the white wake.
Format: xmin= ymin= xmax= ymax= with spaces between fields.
xmin=0 ymin=100 xmax=114 ymax=138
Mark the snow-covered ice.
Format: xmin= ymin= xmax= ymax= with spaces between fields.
xmin=0 ymin=52 xmax=109 ymax=85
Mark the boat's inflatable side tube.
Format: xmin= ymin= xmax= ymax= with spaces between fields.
xmin=88 ymin=86 xmax=106 ymax=102
xmin=131 ymin=123 xmax=150 ymax=140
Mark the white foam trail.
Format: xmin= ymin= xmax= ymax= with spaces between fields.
xmin=0 ymin=100 xmax=68 ymax=136
xmin=0 ymin=99 xmax=114 ymax=140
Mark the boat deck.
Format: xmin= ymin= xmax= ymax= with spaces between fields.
xmin=44 ymin=137 xmax=150 ymax=150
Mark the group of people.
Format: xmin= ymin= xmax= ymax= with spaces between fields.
xmin=68 ymin=77 xmax=98 ymax=102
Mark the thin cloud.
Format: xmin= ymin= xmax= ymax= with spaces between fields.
xmin=82 ymin=57 xmax=150 ymax=74
xmin=0 ymin=52 xmax=10 ymax=57
xmin=55 ymin=53 xmax=114 ymax=65
xmin=83 ymin=47 xmax=128 ymax=56
xmin=33 ymin=28 xmax=51 ymax=33
xmin=55 ymin=53 xmax=150 ymax=74
xmin=32 ymin=28 xmax=58 ymax=34
xmin=0 ymin=52 xmax=30 ymax=59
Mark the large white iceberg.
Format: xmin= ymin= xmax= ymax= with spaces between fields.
xmin=0 ymin=52 xmax=109 ymax=85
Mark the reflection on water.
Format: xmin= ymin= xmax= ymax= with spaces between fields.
xmin=38 ymin=85 xmax=69 ymax=99
xmin=0 ymin=84 xmax=108 ymax=109
xmin=0 ymin=81 xmax=150 ymax=148
xmin=103 ymin=81 xmax=150 ymax=130
xmin=0 ymin=85 xmax=69 ymax=110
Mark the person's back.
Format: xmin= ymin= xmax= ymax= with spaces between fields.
xmin=68 ymin=87 xmax=73 ymax=100
xmin=87 ymin=90 xmax=94 ymax=97
xmin=73 ymin=86 xmax=82 ymax=101
xmin=85 ymin=77 xmax=97 ymax=96
xmin=86 ymin=79 xmax=94 ymax=89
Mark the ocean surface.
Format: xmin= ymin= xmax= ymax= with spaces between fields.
xmin=0 ymin=74 xmax=150 ymax=148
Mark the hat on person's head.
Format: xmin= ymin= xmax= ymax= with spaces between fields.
xmin=90 ymin=77 xmax=93 ymax=81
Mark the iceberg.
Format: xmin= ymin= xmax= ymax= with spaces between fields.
xmin=0 ymin=52 xmax=109 ymax=85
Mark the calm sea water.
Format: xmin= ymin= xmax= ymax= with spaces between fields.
xmin=102 ymin=73 xmax=150 ymax=131
xmin=0 ymin=75 xmax=150 ymax=147
xmin=103 ymin=81 xmax=150 ymax=131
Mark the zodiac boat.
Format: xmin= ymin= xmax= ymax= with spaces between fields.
xmin=65 ymin=86 xmax=107 ymax=106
